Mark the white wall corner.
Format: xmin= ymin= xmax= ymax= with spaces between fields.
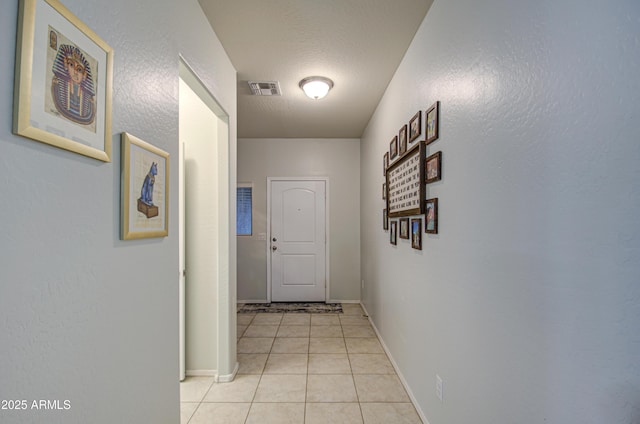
xmin=215 ymin=362 xmax=239 ymax=383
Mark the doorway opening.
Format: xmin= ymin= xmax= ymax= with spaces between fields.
xmin=178 ymin=58 xmax=236 ymax=383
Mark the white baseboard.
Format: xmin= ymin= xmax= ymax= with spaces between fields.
xmin=360 ymin=302 xmax=430 ymax=424
xmin=186 ymin=362 xmax=240 ymax=383
xmin=237 ymin=299 xmax=268 ymax=304
xmin=215 ymin=362 xmax=239 ymax=383
xmin=185 ymin=369 xmax=216 ymax=377
xmin=329 ymin=299 xmax=361 ymax=304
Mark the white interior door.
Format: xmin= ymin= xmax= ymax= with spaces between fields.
xmin=270 ymin=180 xmax=326 ymax=302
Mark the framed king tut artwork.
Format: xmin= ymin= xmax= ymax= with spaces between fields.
xmin=13 ymin=0 xmax=113 ymax=162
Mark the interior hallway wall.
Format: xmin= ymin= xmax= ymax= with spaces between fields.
xmin=180 ymin=78 xmax=219 ymax=373
xmin=0 ymin=1 xmax=236 ymax=423
xmin=238 ymin=138 xmax=361 ymax=302
xmin=360 ymin=0 xmax=640 ymax=423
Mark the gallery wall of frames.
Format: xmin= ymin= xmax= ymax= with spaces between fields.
xmin=383 ymin=101 xmax=441 ymax=250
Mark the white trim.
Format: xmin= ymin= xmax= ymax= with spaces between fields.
xmin=329 ymin=299 xmax=361 ymax=304
xmin=179 ymin=143 xmax=185 ymax=382
xmin=266 ymin=179 xmax=272 ymax=303
xmin=266 ymin=177 xmax=330 ymax=303
xmin=215 ymin=362 xmax=239 ymax=383
xmin=237 ymin=299 xmax=268 ymax=304
xmin=179 ymin=57 xmax=229 ymax=118
xmin=186 ymin=369 xmax=217 ymax=377
xmin=179 ymin=57 xmax=235 ymax=380
xmin=360 ymin=302 xmax=430 ymax=424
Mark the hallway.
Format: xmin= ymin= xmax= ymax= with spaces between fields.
xmin=180 ymin=304 xmax=422 ymax=423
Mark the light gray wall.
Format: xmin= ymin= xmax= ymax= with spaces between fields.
xmin=0 ymin=1 xmax=236 ymax=423
xmin=238 ymin=138 xmax=361 ymax=302
xmin=361 ymin=1 xmax=640 ymax=423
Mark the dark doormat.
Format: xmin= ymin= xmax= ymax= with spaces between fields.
xmin=238 ymin=302 xmax=343 ymax=314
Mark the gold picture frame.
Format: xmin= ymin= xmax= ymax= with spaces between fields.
xmin=13 ymin=0 xmax=113 ymax=162
xmin=121 ymin=133 xmax=170 ymax=240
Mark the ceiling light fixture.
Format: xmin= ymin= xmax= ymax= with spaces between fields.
xmin=299 ymin=76 xmax=334 ymax=100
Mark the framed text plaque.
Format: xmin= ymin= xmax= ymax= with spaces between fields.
xmin=386 ymin=141 xmax=425 ymax=218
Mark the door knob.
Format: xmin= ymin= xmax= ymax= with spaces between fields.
xmin=272 ymin=237 xmax=277 ymax=242
xmin=272 ymin=246 xmax=277 ymax=251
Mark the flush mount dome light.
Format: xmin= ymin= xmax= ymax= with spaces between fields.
xmin=299 ymin=76 xmax=334 ymax=100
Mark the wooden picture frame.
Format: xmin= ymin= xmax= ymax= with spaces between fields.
xmin=425 ymin=151 xmax=442 ymax=183
xmin=386 ymin=141 xmax=426 ymax=218
xmin=411 ymin=218 xmax=422 ymax=250
xmin=121 ymin=133 xmax=170 ymax=240
xmin=383 ymin=152 xmax=389 ymax=176
xmin=390 ymin=136 xmax=398 ymax=160
xmin=399 ymin=218 xmax=409 ymax=239
xmin=425 ymin=198 xmax=438 ymax=234
xmin=425 ymin=101 xmax=440 ymax=145
xmin=409 ymin=111 xmax=421 ymax=143
xmin=13 ymin=0 xmax=113 ymax=162
xmin=390 ymin=221 xmax=397 ymax=245
xmin=398 ymin=124 xmax=408 ymax=156
xmin=383 ymin=208 xmax=388 ymax=231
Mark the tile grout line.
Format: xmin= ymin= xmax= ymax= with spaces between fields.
xmin=304 ymin=327 xmax=309 ymax=424
xmin=344 ymin=322 xmax=367 ymax=424
xmin=242 ymin=313 xmax=261 ymax=424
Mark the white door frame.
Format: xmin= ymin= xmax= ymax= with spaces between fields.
xmin=179 ymin=58 xmax=236 ymax=382
xmin=179 ymin=142 xmax=186 ymax=381
xmin=266 ymin=177 xmax=330 ymax=303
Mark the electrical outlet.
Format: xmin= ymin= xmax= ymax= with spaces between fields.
xmin=436 ymin=374 xmax=443 ymax=402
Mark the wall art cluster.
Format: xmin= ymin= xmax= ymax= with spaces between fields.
xmin=13 ymin=0 xmax=169 ymax=240
xmin=382 ymin=101 xmax=442 ymax=250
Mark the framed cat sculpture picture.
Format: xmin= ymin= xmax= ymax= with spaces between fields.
xmin=121 ymin=133 xmax=170 ymax=240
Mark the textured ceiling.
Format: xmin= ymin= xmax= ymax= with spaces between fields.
xmin=198 ymin=0 xmax=432 ymax=138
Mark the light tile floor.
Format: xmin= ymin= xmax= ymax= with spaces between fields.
xmin=180 ymin=303 xmax=422 ymax=423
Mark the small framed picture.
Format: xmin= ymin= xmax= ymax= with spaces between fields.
xmin=411 ymin=218 xmax=422 ymax=250
xmin=426 ymin=101 xmax=440 ymax=144
xmin=425 ymin=151 xmax=442 ymax=183
xmin=390 ymin=221 xmax=397 ymax=245
xmin=390 ymin=136 xmax=398 ymax=160
xmin=398 ymin=124 xmax=408 ymax=156
xmin=425 ymin=198 xmax=438 ymax=234
xmin=382 ymin=183 xmax=386 ymax=200
xmin=383 ymin=152 xmax=389 ymax=176
xmin=383 ymin=208 xmax=389 ymax=230
xmin=399 ymin=218 xmax=409 ymax=239
xmin=409 ymin=111 xmax=421 ymax=143
xmin=121 ymin=132 xmax=170 ymax=240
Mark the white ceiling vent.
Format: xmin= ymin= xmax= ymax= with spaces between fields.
xmin=248 ymin=81 xmax=282 ymax=96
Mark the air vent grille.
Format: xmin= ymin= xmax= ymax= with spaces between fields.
xmin=248 ymin=81 xmax=282 ymax=96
